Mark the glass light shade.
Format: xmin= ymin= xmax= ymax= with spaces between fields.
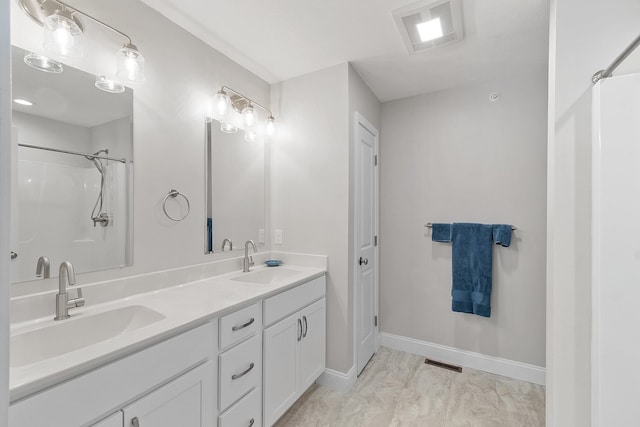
xmin=244 ymin=130 xmax=258 ymax=142
xmin=116 ymin=44 xmax=145 ymax=83
xmin=43 ymin=11 xmax=83 ymax=57
xmin=213 ymin=90 xmax=230 ymax=119
xmin=95 ymin=75 xmax=125 ymax=94
xmin=265 ymin=116 xmax=276 ymax=137
xmin=220 ymin=122 xmax=238 ymax=133
xmin=242 ymin=104 xmax=256 ymax=128
xmin=24 ymin=52 xmax=63 ymax=73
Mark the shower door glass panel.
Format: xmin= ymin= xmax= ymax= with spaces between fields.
xmin=10 ymin=45 xmax=133 ymax=283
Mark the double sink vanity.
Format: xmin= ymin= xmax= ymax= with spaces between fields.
xmin=9 ymin=253 xmax=327 ymax=427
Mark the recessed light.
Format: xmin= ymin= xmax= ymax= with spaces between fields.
xmin=417 ymin=18 xmax=443 ymax=42
xmin=13 ymin=99 xmax=33 ymax=106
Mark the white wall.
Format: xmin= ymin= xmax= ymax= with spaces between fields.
xmin=10 ymin=0 xmax=270 ymax=288
xmin=13 ymin=112 xmax=90 ymax=167
xmin=548 ymin=0 xmax=640 ymax=425
xmin=271 ymin=63 xmax=351 ymax=373
xmin=380 ymin=71 xmax=547 ymax=367
xmin=0 ymin=0 xmax=10 ymax=421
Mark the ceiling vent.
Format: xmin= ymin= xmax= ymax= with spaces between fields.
xmin=392 ymin=0 xmax=464 ymax=54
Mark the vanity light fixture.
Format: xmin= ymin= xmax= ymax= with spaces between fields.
xmin=19 ymin=0 xmax=146 ymax=84
xmin=95 ymin=75 xmax=125 ymax=94
xmin=23 ymin=52 xmax=63 ymax=73
xmin=43 ymin=7 xmax=82 ymax=57
xmin=212 ymin=85 xmax=277 ymax=140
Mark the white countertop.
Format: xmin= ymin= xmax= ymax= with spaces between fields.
xmin=9 ymin=264 xmax=326 ymax=402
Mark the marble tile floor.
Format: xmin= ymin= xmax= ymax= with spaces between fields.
xmin=275 ymin=347 xmax=545 ymax=427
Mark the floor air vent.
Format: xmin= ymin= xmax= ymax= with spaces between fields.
xmin=424 ymin=358 xmax=462 ymax=373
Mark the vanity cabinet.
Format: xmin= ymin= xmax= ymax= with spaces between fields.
xmin=122 ymin=361 xmax=214 ymax=427
xmin=263 ymin=276 xmax=326 ymax=427
xmin=10 ymin=322 xmax=217 ymax=427
xmin=218 ymin=302 xmax=263 ymax=427
xmin=92 ymin=412 xmax=123 ymax=427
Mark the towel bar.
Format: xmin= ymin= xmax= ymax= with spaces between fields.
xmin=424 ymin=222 xmax=517 ymax=230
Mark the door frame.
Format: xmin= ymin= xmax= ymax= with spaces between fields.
xmin=353 ymin=111 xmax=380 ymax=375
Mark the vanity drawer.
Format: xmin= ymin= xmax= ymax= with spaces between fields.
xmin=219 ymin=335 xmax=261 ymax=412
xmin=219 ymin=388 xmax=262 ymax=427
xmin=219 ymin=302 xmax=262 ymax=350
xmin=263 ymin=275 xmax=326 ymax=327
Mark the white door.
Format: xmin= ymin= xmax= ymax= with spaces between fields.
xmin=299 ymin=298 xmax=326 ymax=390
xmin=355 ymin=113 xmax=379 ymax=375
xmin=263 ymin=311 xmax=300 ymax=427
xmin=122 ymin=361 xmax=214 ymax=427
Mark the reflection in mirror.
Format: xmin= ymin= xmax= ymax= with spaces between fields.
xmin=205 ymin=119 xmax=265 ymax=254
xmin=10 ymin=46 xmax=133 ymax=283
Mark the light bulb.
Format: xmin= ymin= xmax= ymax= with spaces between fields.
xmin=53 ymin=25 xmax=73 ymax=55
xmin=43 ymin=10 xmax=82 ymax=58
xmin=242 ymin=104 xmax=256 ymax=128
xmin=265 ymin=116 xmax=276 ymax=137
xmin=213 ymin=90 xmax=230 ymax=119
xmin=117 ymin=44 xmax=145 ymax=83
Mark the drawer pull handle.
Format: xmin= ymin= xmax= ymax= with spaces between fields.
xmin=131 ymin=417 xmax=140 ymax=427
xmin=249 ymin=418 xmax=255 ymax=427
xmin=232 ymin=362 xmax=255 ymax=380
xmin=297 ymin=318 xmax=302 ymax=341
xmin=303 ymin=315 xmax=308 ymax=338
xmin=232 ymin=317 xmax=255 ymax=331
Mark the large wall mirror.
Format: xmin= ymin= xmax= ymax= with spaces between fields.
xmin=205 ymin=119 xmax=265 ymax=254
xmin=10 ymin=45 xmax=134 ymax=283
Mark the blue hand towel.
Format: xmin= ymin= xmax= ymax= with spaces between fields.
xmin=492 ymin=224 xmax=512 ymax=247
xmin=207 ymin=218 xmax=213 ymax=253
xmin=431 ymin=223 xmax=452 ymax=242
xmin=451 ymin=223 xmax=494 ymax=317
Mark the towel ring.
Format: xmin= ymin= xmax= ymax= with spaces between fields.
xmin=163 ymin=189 xmax=190 ymax=222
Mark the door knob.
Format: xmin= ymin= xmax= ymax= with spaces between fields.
xmin=359 ymin=257 xmax=368 ymax=266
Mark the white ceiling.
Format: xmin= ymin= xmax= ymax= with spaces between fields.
xmin=140 ymin=0 xmax=550 ymax=102
xmin=12 ymin=47 xmax=132 ymax=127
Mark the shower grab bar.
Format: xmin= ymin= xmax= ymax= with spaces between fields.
xmin=18 ymin=143 xmax=127 ymax=164
xmin=424 ymin=222 xmax=517 ymax=230
xmin=592 ymin=32 xmax=640 ymax=84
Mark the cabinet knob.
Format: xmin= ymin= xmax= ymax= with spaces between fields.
xmin=359 ymin=256 xmax=368 ymax=266
xmin=131 ymin=417 xmax=140 ymax=427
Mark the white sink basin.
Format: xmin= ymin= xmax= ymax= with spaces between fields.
xmin=10 ymin=305 xmax=165 ymax=368
xmin=231 ymin=268 xmax=300 ymax=284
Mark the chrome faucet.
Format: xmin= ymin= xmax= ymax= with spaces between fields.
xmin=35 ymin=256 xmax=50 ymax=279
xmin=54 ymin=261 xmax=85 ymax=321
xmin=243 ymin=240 xmax=257 ymax=272
xmin=221 ymin=238 xmax=233 ymax=252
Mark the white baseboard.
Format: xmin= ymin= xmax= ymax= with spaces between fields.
xmin=316 ymin=365 xmax=357 ymax=391
xmin=380 ymin=332 xmax=546 ymax=386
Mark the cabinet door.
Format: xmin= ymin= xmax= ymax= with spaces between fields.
xmin=300 ymin=298 xmax=326 ymax=391
xmin=91 ymin=412 xmax=123 ymax=427
xmin=123 ymin=361 xmax=214 ymax=427
xmin=263 ymin=311 xmax=300 ymax=427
